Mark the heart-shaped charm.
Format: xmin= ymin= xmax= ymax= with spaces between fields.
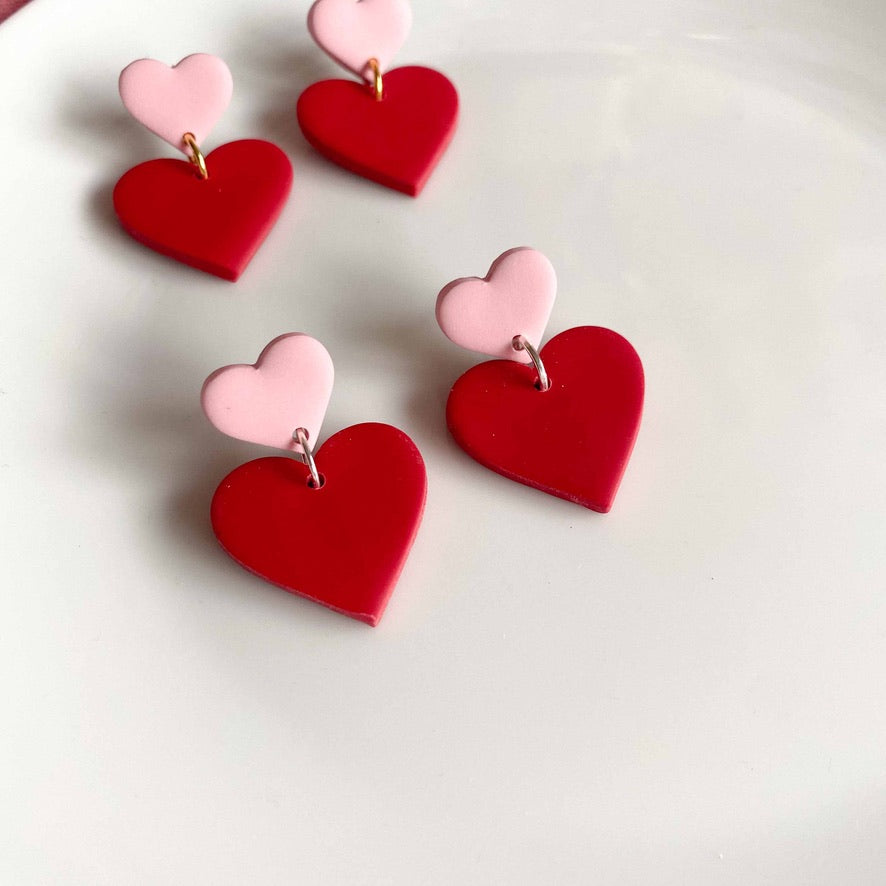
xmin=446 ymin=326 xmax=644 ymax=512
xmin=297 ymin=65 xmax=458 ymax=196
xmin=211 ymin=422 xmax=427 ymax=625
xmin=119 ymin=53 xmax=233 ymax=153
xmin=202 ymin=334 xmax=334 ymax=453
xmin=308 ymin=0 xmax=412 ymax=80
xmin=436 ymin=248 xmax=557 ymax=361
xmin=112 ymin=139 xmax=293 ymax=281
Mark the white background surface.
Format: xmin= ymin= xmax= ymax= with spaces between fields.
xmin=1 ymin=0 xmax=885 ymax=882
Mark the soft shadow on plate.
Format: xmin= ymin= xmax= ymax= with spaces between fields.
xmin=58 ymin=83 xmax=155 ymax=239
xmin=225 ymin=16 xmax=352 ymax=175
xmin=313 ymin=261 xmax=476 ymax=455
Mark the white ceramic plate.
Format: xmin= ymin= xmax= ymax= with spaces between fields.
xmin=1 ymin=1 xmax=885 ymax=882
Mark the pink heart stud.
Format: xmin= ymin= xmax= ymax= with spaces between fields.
xmin=308 ymin=0 xmax=412 ymax=80
xmin=201 ymin=334 xmax=334 ymax=453
xmin=436 ymin=247 xmax=558 ymax=361
xmin=119 ymin=53 xmax=233 ymax=154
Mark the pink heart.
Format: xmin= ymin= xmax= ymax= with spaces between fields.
xmin=308 ymin=0 xmax=412 ymax=80
xmin=119 ymin=53 xmax=233 ymax=154
xmin=201 ymin=334 xmax=334 ymax=453
xmin=436 ymin=248 xmax=558 ymax=361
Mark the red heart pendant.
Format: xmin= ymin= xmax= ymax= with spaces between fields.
xmin=446 ymin=327 xmax=644 ymax=512
xmin=113 ymin=139 xmax=293 ymax=281
xmin=210 ymin=422 xmax=427 ymax=625
xmin=296 ymin=65 xmax=458 ymax=196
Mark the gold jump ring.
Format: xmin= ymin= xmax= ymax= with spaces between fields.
xmin=367 ymin=58 xmax=383 ymax=101
xmin=182 ymin=132 xmax=208 ymax=180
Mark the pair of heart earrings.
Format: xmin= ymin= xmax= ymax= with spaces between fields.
xmin=113 ymin=0 xmax=458 ymax=280
xmin=202 ymin=247 xmax=644 ymax=626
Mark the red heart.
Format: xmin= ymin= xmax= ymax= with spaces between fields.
xmin=446 ymin=327 xmax=644 ymax=512
xmin=113 ymin=139 xmax=293 ymax=281
xmin=210 ymin=423 xmax=427 ymax=626
xmin=296 ymin=65 xmax=458 ymax=196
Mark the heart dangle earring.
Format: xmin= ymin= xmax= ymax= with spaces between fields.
xmin=202 ymin=333 xmax=427 ymax=626
xmin=114 ymin=53 xmax=293 ymax=281
xmin=436 ymin=248 xmax=645 ymax=513
xmin=297 ymin=0 xmax=458 ymax=196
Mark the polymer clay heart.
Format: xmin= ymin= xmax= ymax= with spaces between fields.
xmin=446 ymin=326 xmax=644 ymax=512
xmin=308 ymin=0 xmax=412 ymax=80
xmin=297 ymin=65 xmax=458 ymax=196
xmin=113 ymin=139 xmax=293 ymax=281
xmin=201 ymin=333 xmax=334 ymax=453
xmin=436 ymin=248 xmax=558 ymax=361
xmin=211 ymin=422 xmax=427 ymax=625
xmin=119 ymin=53 xmax=233 ymax=152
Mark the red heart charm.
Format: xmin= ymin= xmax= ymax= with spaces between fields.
xmin=113 ymin=139 xmax=293 ymax=281
xmin=210 ymin=423 xmax=427 ymax=625
xmin=296 ymin=66 xmax=458 ymax=196
xmin=446 ymin=327 xmax=644 ymax=512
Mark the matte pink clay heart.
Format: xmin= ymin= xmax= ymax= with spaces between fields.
xmin=436 ymin=247 xmax=557 ymax=361
xmin=201 ymin=334 xmax=334 ymax=453
xmin=308 ymin=0 xmax=412 ymax=80
xmin=119 ymin=53 xmax=233 ymax=153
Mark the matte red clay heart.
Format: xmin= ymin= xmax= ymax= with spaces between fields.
xmin=211 ymin=422 xmax=427 ymax=626
xmin=296 ymin=65 xmax=458 ymax=196
xmin=446 ymin=326 xmax=644 ymax=512
xmin=113 ymin=139 xmax=292 ymax=281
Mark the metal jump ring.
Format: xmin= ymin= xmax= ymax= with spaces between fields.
xmin=182 ymin=132 xmax=209 ymax=180
xmin=293 ymin=427 xmax=322 ymax=488
xmin=512 ymin=335 xmax=551 ymax=391
xmin=367 ymin=58 xmax=383 ymax=101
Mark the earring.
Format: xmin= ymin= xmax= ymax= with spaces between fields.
xmin=436 ymin=248 xmax=645 ymax=512
xmin=201 ymin=333 xmax=427 ymax=626
xmin=296 ymin=0 xmax=458 ymax=197
xmin=114 ymin=53 xmax=293 ymax=281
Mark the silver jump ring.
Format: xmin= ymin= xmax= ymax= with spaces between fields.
xmin=293 ymin=427 xmax=322 ymax=488
xmin=512 ymin=335 xmax=551 ymax=391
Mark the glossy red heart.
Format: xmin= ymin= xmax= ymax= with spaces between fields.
xmin=296 ymin=65 xmax=458 ymax=196
xmin=210 ymin=422 xmax=426 ymax=625
xmin=446 ymin=326 xmax=644 ymax=512
xmin=113 ymin=139 xmax=293 ymax=281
